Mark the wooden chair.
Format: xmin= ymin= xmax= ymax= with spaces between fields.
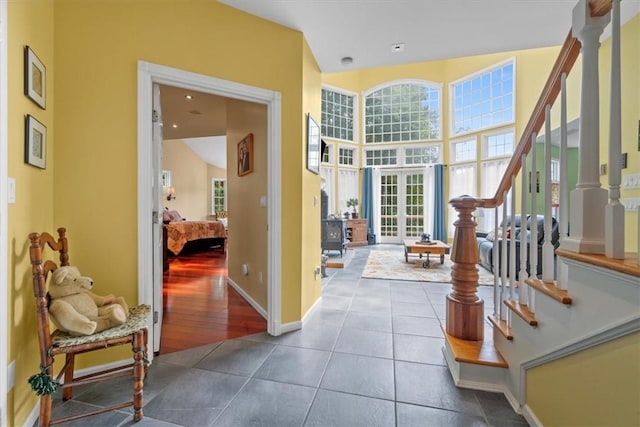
xmin=29 ymin=228 xmax=150 ymax=426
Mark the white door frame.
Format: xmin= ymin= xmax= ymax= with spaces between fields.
xmin=137 ymin=61 xmax=283 ymax=358
xmin=0 ymin=1 xmax=8 ymax=423
xmin=378 ymin=168 xmax=427 ymax=244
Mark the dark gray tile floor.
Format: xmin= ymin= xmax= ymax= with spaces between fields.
xmin=44 ymin=245 xmax=528 ymax=426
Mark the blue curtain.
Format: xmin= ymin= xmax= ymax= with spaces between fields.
xmin=433 ymin=164 xmax=446 ymax=241
xmin=362 ymin=168 xmax=374 ymax=235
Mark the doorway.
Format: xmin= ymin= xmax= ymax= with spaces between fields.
xmin=137 ymin=61 xmax=283 ymax=358
xmin=378 ymin=169 xmax=429 ymax=244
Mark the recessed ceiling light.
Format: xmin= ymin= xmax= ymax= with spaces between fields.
xmin=172 ymin=124 xmax=178 ymax=128
xmin=185 ymin=94 xmax=193 ymax=100
xmin=391 ymin=43 xmax=405 ymax=53
xmin=341 ymin=56 xmax=353 ymax=66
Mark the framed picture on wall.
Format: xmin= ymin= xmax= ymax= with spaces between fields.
xmin=306 ymin=113 xmax=320 ymax=175
xmin=24 ymin=46 xmax=46 ymax=109
xmin=25 ymin=114 xmax=46 ymax=169
xmin=237 ymin=133 xmax=254 ymax=176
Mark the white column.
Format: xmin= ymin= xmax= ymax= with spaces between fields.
xmin=562 ymin=0 xmax=610 ymax=254
xmin=543 ymin=105 xmax=555 ymax=282
xmin=509 ymin=178 xmax=516 ymax=300
xmin=559 ymin=74 xmax=569 ymax=241
xmin=500 ymin=193 xmax=508 ymax=320
xmin=605 ymin=0 xmax=625 ymax=259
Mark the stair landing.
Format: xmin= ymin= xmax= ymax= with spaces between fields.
xmin=442 ymin=325 xmax=508 ymax=368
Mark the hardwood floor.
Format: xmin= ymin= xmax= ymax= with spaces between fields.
xmin=160 ymin=247 xmax=267 ymax=354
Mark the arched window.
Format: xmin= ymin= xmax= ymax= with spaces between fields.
xmin=364 ymin=80 xmax=441 ymax=143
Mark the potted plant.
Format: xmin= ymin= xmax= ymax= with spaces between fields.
xmin=346 ymin=198 xmax=359 ymax=219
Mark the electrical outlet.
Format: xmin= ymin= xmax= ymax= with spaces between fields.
xmin=258 ymin=272 xmax=263 ymax=284
xmin=8 ymin=359 xmax=15 ymax=391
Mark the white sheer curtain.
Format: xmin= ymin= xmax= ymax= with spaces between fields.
xmin=423 ymin=166 xmax=435 ymax=236
xmin=320 ymin=167 xmax=334 ymax=216
xmin=338 ymin=168 xmax=358 ymax=216
xmin=448 ymin=163 xmax=477 ymax=237
xmin=479 ymin=158 xmax=510 ymax=232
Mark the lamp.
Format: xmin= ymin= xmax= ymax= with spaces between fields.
xmin=166 ymin=186 xmax=176 ymax=201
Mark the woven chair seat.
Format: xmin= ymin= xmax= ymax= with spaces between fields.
xmin=51 ymin=304 xmax=150 ymax=349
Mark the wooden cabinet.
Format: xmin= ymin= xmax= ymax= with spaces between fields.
xmin=346 ymin=219 xmax=368 ymax=247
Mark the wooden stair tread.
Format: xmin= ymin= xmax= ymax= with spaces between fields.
xmin=556 ymin=249 xmax=640 ymax=278
xmin=442 ymin=325 xmax=508 ymax=368
xmin=488 ymin=315 xmax=513 ymax=340
xmin=504 ymin=300 xmax=538 ymax=326
xmin=525 ymin=278 xmax=572 ymax=305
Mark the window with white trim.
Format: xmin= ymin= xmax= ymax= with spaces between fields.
xmin=322 ymin=143 xmax=333 ymax=164
xmin=483 ymin=131 xmax=515 ymax=158
xmin=450 ymin=138 xmax=477 ymax=164
xmin=451 ymin=60 xmax=515 ymax=136
xmin=322 ymin=87 xmax=355 ymax=141
xmin=320 ymin=166 xmax=334 ymax=216
xmin=404 ymin=145 xmax=441 ymax=165
xmin=365 ymin=148 xmax=397 ymax=166
xmin=364 ymin=81 xmax=441 ymax=143
xmin=338 ymin=147 xmax=355 ymax=166
xmin=448 ymin=164 xmax=477 ymax=237
xmin=338 ymin=169 xmax=358 ymax=215
xmin=211 ymin=179 xmax=226 ymax=214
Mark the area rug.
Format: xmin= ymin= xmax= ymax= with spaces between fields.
xmin=362 ymin=249 xmax=495 ymax=285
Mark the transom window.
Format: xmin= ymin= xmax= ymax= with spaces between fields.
xmin=365 ymin=149 xmax=397 ymax=166
xmin=450 ymin=138 xmax=477 ymax=163
xmin=404 ymin=145 xmax=440 ymax=165
xmin=451 ymin=60 xmax=515 ymax=136
xmin=364 ymin=81 xmax=441 ymax=143
xmin=322 ymin=87 xmax=355 ymax=141
xmin=338 ymin=147 xmax=355 ymax=166
xmin=483 ymin=130 xmax=515 ymax=159
xmin=322 ymin=143 xmax=333 ymax=164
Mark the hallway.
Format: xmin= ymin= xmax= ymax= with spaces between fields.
xmin=46 ymin=246 xmax=527 ymax=426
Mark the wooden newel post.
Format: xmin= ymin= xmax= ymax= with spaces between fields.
xmin=446 ymin=195 xmax=484 ymax=341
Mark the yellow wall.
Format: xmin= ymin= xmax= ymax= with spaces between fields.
xmin=7 ymin=0 xmax=55 ymax=425
xmin=226 ymin=99 xmax=269 ymax=308
xmin=301 ymin=37 xmax=322 ymax=316
xmin=527 ymin=332 xmax=640 ymax=426
xmin=163 ymin=139 xmax=209 ymax=220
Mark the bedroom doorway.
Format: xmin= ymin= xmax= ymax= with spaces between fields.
xmin=137 ymin=61 xmax=282 ymax=357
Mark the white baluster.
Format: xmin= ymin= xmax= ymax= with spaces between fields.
xmin=530 ymin=133 xmax=538 ymax=313
xmin=519 ymin=153 xmax=529 ymax=305
xmin=509 ymin=179 xmax=516 ymax=302
xmin=492 ymin=206 xmax=500 ymax=317
xmin=501 ymin=192 xmax=508 ymax=321
xmin=543 ymin=105 xmax=555 ymax=283
xmin=605 ymin=0 xmax=625 ymax=259
xmin=558 ymin=73 xmax=569 ymax=290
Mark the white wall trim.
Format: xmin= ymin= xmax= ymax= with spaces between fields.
xmin=137 ymin=61 xmax=282 ymax=355
xmin=226 ymin=278 xmax=267 ymax=319
xmin=522 ymin=315 xmax=639 ymax=371
xmin=521 ymin=404 xmax=544 ymax=427
xmin=0 ymin=1 xmax=8 ymax=423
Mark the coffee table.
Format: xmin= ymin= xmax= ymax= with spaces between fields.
xmin=403 ymin=239 xmax=450 ymax=268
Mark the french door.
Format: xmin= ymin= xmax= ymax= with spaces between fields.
xmin=378 ymin=169 xmax=426 ymax=244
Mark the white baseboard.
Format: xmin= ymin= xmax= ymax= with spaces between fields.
xmin=226 ymin=278 xmax=267 ymax=319
xmin=521 ymin=404 xmax=544 ymax=427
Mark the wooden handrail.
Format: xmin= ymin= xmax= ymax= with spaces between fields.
xmin=477 ymin=0 xmax=611 ymax=209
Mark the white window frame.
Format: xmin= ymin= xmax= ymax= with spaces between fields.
xmin=321 ymin=142 xmax=334 ymax=165
xmin=481 ymin=128 xmax=516 ymax=160
xmin=403 ymin=143 xmax=442 ymax=166
xmin=321 ymin=84 xmax=358 ymax=142
xmin=338 ymin=145 xmax=357 ymax=167
xmin=449 ymin=58 xmax=516 ymax=137
xmin=364 ymin=147 xmax=398 ymax=167
xmin=363 ymin=79 xmax=443 ymax=144
xmin=450 ymin=137 xmax=478 ymax=164
xmin=211 ymin=178 xmax=227 ymax=215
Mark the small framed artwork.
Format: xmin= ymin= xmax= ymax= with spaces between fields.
xmin=24 ymin=46 xmax=46 ymax=109
xmin=306 ymin=113 xmax=320 ymax=175
xmin=237 ymin=133 xmax=254 ymax=176
xmin=25 ymin=115 xmax=46 ymax=169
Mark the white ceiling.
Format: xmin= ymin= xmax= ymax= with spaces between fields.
xmin=162 ymin=1 xmax=639 ymax=166
xmin=218 ymin=0 xmax=638 ymax=73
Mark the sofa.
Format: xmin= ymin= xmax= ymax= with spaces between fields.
xmin=476 ymin=214 xmax=559 ymax=278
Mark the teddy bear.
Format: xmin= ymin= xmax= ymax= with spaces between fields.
xmin=48 ymin=266 xmax=129 ymax=336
